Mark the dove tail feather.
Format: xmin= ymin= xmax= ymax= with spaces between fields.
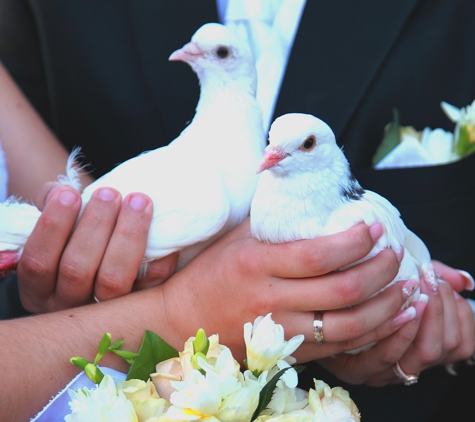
xmin=0 ymin=198 xmax=41 ymax=251
xmin=55 ymin=147 xmax=87 ymax=191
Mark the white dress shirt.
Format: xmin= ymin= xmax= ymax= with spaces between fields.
xmin=217 ymin=0 xmax=306 ymax=131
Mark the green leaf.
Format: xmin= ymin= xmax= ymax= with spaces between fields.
xmin=84 ymin=362 xmax=104 ymax=384
xmin=111 ymin=349 xmax=141 ymax=360
xmin=126 ymin=330 xmax=179 ymax=381
xmin=372 ymin=108 xmax=401 ymax=166
xmin=94 ymin=333 xmax=112 ymax=365
xmin=70 ymin=356 xmax=91 ymax=371
xmin=456 ymin=124 xmax=475 ymax=157
xmin=193 ymin=328 xmax=210 ymax=355
xmin=109 ymin=338 xmax=125 ymax=351
xmin=251 ymin=367 xmax=290 ymax=421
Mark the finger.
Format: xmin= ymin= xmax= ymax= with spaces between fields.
xmin=133 ymin=252 xmax=179 ymax=290
xmin=17 ymin=185 xmax=82 ymax=311
xmin=34 ymin=181 xmax=56 ymax=211
xmin=450 ymin=291 xmax=475 ymax=362
xmin=279 ymin=278 xmax=418 ymax=360
xmin=253 ymin=222 xmax=385 ymax=278
xmin=94 ymin=193 xmax=154 ymax=300
xmin=269 ymin=247 xmax=401 ymax=313
xmin=438 ymin=280 xmax=463 ymax=359
xmin=55 ymin=187 xmax=122 ymax=307
xmin=406 ymin=273 xmax=445 ymax=367
xmin=316 ymin=295 xmax=428 ymax=386
xmin=432 ymin=260 xmax=475 ymax=292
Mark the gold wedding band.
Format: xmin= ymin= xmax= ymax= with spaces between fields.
xmin=313 ymin=311 xmax=325 ymax=344
xmin=393 ymin=361 xmax=419 ymax=386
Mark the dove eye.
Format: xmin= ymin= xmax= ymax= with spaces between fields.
xmin=300 ymin=136 xmax=317 ymax=152
xmin=216 ymin=46 xmax=230 ymax=59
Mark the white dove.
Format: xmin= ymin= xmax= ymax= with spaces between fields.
xmin=0 ymin=22 xmax=266 ymax=277
xmin=250 ymin=113 xmax=435 ymax=351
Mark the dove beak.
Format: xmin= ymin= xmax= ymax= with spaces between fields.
xmin=256 ymin=146 xmax=289 ymax=173
xmin=169 ymin=42 xmax=203 ymax=62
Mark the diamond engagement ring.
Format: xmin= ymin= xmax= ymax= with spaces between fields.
xmin=393 ymin=361 xmax=419 ymax=386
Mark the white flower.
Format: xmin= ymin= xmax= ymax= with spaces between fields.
xmin=167 ymin=364 xmax=262 ymax=422
xmin=65 ymin=375 xmax=139 ymax=422
xmin=151 ymin=357 xmax=184 ymax=401
xmin=253 ymin=412 xmax=312 ymax=422
xmin=307 ymin=379 xmax=360 ymax=422
xmin=244 ymin=313 xmax=304 ymax=383
xmin=265 ymin=384 xmax=309 ymax=415
xmin=117 ymin=379 xmax=169 ymax=422
xmin=419 ymin=127 xmax=457 ymax=164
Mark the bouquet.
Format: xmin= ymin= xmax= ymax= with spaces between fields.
xmin=34 ymin=313 xmax=360 ymax=422
xmin=372 ymin=99 xmax=475 ymax=168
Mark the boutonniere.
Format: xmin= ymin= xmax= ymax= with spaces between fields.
xmin=51 ymin=314 xmax=360 ymax=422
xmin=372 ymin=99 xmax=475 ymax=168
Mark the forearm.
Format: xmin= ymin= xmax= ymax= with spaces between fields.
xmin=0 ymin=63 xmax=93 ymax=201
xmin=0 ymin=287 xmax=178 ymax=422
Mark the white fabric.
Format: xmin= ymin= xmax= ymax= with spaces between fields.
xmin=30 ymin=367 xmax=126 ymax=421
xmin=218 ymin=0 xmax=306 ymax=132
xmin=0 ymin=142 xmax=8 ymax=201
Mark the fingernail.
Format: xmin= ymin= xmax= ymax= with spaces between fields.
xmin=97 ymin=188 xmax=117 ymax=201
xmin=402 ymin=277 xmax=420 ymax=298
xmin=458 ymin=270 xmax=475 ymax=291
xmin=412 ymin=294 xmax=428 ymax=321
xmin=128 ymin=194 xmax=148 ymax=211
xmin=59 ymin=189 xmax=78 ymax=205
xmin=394 ymin=245 xmax=404 ymax=263
xmin=392 ymin=306 xmax=416 ymax=327
xmin=369 ymin=222 xmax=383 ymax=241
xmin=424 ymin=268 xmax=439 ymax=293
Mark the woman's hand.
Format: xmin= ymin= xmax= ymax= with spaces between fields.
xmin=17 ymin=183 xmax=178 ymax=313
xmin=159 ymin=218 xmax=413 ymax=363
xmin=316 ymin=262 xmax=475 ymax=386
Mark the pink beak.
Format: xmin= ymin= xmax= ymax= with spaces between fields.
xmin=256 ymin=145 xmax=289 ymax=173
xmin=169 ymin=41 xmax=202 ymax=62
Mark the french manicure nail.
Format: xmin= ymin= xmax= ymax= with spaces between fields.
xmin=394 ymin=246 xmax=404 ymax=263
xmin=458 ymin=270 xmax=475 ymax=291
xmin=402 ymin=277 xmax=419 ymax=298
xmin=392 ymin=306 xmax=416 ymax=327
xmin=369 ymin=222 xmax=383 ymax=241
xmin=412 ymin=294 xmax=428 ymax=321
xmin=424 ymin=268 xmax=439 ymax=293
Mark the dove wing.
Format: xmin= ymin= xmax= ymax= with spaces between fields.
xmin=81 ymin=144 xmax=231 ymax=261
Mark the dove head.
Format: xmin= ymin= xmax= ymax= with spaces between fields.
xmin=169 ymin=23 xmax=256 ymax=94
xmin=257 ymin=113 xmax=346 ymax=175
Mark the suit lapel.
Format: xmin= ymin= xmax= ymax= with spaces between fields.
xmin=274 ymin=0 xmax=420 ymax=142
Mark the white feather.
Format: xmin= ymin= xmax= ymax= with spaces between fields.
xmin=0 ymin=23 xmax=266 ymax=276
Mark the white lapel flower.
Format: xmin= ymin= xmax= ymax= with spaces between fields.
xmin=441 ymin=99 xmax=475 ymax=157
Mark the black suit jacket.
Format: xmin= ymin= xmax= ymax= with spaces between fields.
xmin=1 ymin=1 xmax=474 ymax=421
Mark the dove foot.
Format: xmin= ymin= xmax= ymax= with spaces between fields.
xmin=0 ymin=251 xmax=20 ymax=278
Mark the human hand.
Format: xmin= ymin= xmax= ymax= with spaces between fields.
xmin=158 ymin=218 xmax=416 ymax=364
xmin=17 ymin=183 xmax=178 ymax=313
xmin=316 ymin=261 xmax=475 ymax=386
